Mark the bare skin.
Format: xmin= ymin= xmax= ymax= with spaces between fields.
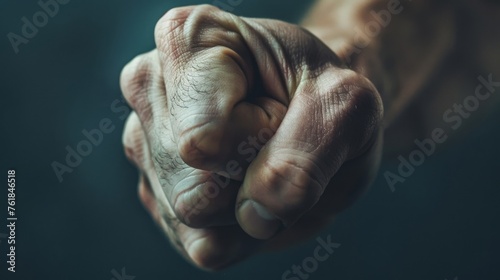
xmin=120 ymin=0 xmax=500 ymax=271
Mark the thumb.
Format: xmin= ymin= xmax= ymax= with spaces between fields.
xmin=235 ymin=68 xmax=383 ymax=239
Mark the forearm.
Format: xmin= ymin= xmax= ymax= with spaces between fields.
xmin=301 ymin=0 xmax=457 ymax=126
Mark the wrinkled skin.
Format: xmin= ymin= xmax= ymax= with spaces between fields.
xmin=120 ymin=5 xmax=383 ymax=270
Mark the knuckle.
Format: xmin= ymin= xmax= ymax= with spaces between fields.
xmin=185 ymin=235 xmax=228 ymax=271
xmin=171 ymin=188 xmax=206 ymax=228
xmin=178 ymin=137 xmax=209 ymax=169
xmin=348 ymin=87 xmax=382 ymax=124
xmin=339 ymin=73 xmax=383 ymax=151
xmin=157 ymin=6 xmax=195 ymax=28
xmin=318 ymin=69 xmax=383 ymax=153
xmin=170 ymin=172 xmax=223 ymax=228
xmin=122 ymin=113 xmax=146 ymax=167
xmin=163 ymin=6 xmax=193 ymax=21
xmin=177 ymin=122 xmax=223 ymax=169
xmin=120 ymin=53 xmax=153 ymax=110
xmin=138 ymin=177 xmax=158 ymax=216
xmin=333 ymin=70 xmax=383 ymax=125
xmin=154 ymin=6 xmax=194 ymax=51
xmin=171 ymin=197 xmax=193 ymax=225
xmin=159 ymin=4 xmax=219 ymax=25
xmin=259 ymin=156 xmax=325 ymax=221
xmin=155 ymin=5 xmax=223 ymax=53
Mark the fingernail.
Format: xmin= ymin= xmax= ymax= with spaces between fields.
xmin=237 ymin=200 xmax=281 ymax=240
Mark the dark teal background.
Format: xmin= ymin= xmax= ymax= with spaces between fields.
xmin=1 ymin=1 xmax=499 ymax=279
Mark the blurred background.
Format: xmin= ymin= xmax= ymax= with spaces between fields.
xmin=1 ymin=0 xmax=499 ymax=279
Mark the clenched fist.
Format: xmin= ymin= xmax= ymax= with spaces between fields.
xmin=120 ymin=5 xmax=383 ymax=270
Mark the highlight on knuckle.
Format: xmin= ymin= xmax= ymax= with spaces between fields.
xmin=155 ymin=5 xmax=213 ymax=50
xmin=320 ymin=71 xmax=383 ymax=148
xmin=122 ymin=113 xmax=146 ymax=167
xmin=155 ymin=7 xmax=192 ymax=37
xmin=335 ymin=71 xmax=382 ymax=126
xmin=155 ymin=5 xmax=224 ymax=52
xmin=120 ymin=53 xmax=152 ymax=110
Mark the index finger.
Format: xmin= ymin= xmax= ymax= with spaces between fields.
xmin=155 ymin=5 xmax=283 ymax=175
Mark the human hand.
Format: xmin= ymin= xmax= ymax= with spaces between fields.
xmin=120 ymin=5 xmax=383 ymax=270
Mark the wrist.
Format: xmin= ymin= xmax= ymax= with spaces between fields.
xmin=301 ymin=0 xmax=456 ymax=126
